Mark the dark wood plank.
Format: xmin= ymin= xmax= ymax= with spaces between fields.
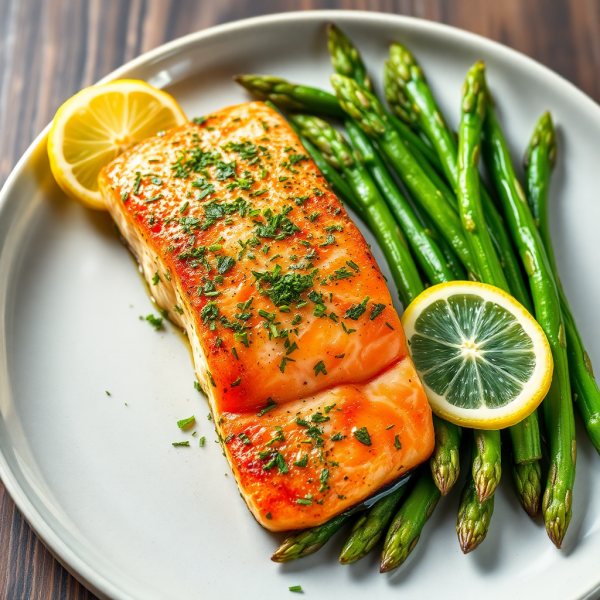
xmin=0 ymin=1 xmax=598 ymax=597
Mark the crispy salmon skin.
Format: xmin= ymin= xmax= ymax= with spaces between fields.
xmin=99 ymin=101 xmax=434 ymax=531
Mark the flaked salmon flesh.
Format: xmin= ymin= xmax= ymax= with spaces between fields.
xmin=99 ymin=101 xmax=434 ymax=531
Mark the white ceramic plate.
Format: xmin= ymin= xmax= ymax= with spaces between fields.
xmin=1 ymin=10 xmax=600 ymax=600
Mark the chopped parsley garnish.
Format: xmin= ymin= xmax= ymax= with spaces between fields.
xmin=173 ymin=305 xmax=184 ymax=315
xmin=394 ymin=435 xmax=402 ymax=450
xmin=279 ymin=356 xmax=295 ymax=373
xmin=144 ymin=193 xmax=163 ymax=203
xmin=324 ymin=404 xmax=336 ymax=414
xmin=311 ymin=412 xmax=330 ymax=423
xmin=346 ymin=260 xmax=360 ymax=272
xmin=266 ymin=511 xmax=272 ymax=519
xmin=296 ymin=498 xmax=312 ymax=506
xmin=255 ymin=209 xmax=301 ymax=240
xmin=331 ymin=432 xmax=346 ymax=441
xmin=257 ymin=398 xmax=278 ymax=417
xmin=207 ymin=371 xmax=217 ymax=387
xmin=224 ymin=433 xmax=235 ymax=444
xmin=313 ymin=361 xmax=327 ymax=377
xmin=152 ymin=271 xmax=161 ymax=285
xmin=319 ymin=469 xmax=330 ymax=492
xmin=294 ymin=454 xmax=308 ymax=467
xmin=344 ymin=296 xmax=369 ymax=320
xmin=253 ymin=265 xmax=313 ymax=307
xmin=354 ymin=427 xmax=372 ymax=446
xmin=265 ymin=426 xmax=285 ymax=446
xmin=230 ymin=377 xmax=242 ymax=388
xmin=334 ymin=266 xmax=354 ymax=280
xmin=238 ymin=432 xmax=252 ymax=445
xmin=221 ymin=140 xmax=257 ymax=160
xmin=370 ymin=303 xmax=386 ymax=320
xmin=319 ymin=233 xmax=335 ymax=247
xmin=199 ymin=436 xmax=206 ymax=447
xmin=132 ymin=172 xmax=142 ymax=195
xmin=215 ymin=160 xmax=237 ymax=180
xmin=200 ymin=301 xmax=219 ymax=328
xmin=249 ymin=188 xmax=268 ymax=197
xmin=341 ymin=322 xmax=356 ymax=334
xmin=177 ymin=416 xmax=195 ymax=429
xmin=172 ymin=441 xmax=189 ymax=447
xmin=217 ymin=255 xmax=236 ymax=275
xmin=289 ymin=153 xmax=309 ymax=164
xmin=263 ymin=451 xmax=289 ymax=474
xmin=191 ymin=176 xmax=215 ymax=200
xmin=192 ymin=116 xmax=207 ymax=125
xmin=145 ymin=314 xmax=163 ymax=330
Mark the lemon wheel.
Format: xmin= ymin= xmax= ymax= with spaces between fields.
xmin=402 ymin=281 xmax=553 ymax=429
xmin=47 ymin=79 xmax=187 ymax=210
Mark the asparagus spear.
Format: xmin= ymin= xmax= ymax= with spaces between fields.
xmin=327 ymin=24 xmax=372 ymax=91
xmin=385 ymin=42 xmax=533 ymax=314
xmin=430 ymin=415 xmax=462 ymax=495
xmin=345 ymin=119 xmax=456 ymax=284
xmin=472 ymin=430 xmax=502 ymax=503
xmin=387 ymin=45 xmax=542 ymax=467
xmin=272 ymin=513 xmax=351 ymax=562
xmin=482 ymin=87 xmax=577 ymax=549
xmin=457 ymin=437 xmax=495 ymax=553
xmin=326 ymin=25 xmax=460 ymax=269
xmin=524 ymin=113 xmax=600 ymax=454
xmin=327 ymin=24 xmax=448 ymax=185
xmin=236 ymin=74 xmax=344 ymax=117
xmin=339 ymin=483 xmax=409 ymax=564
xmin=409 ymin=200 xmax=467 ymax=281
xmin=330 ymin=74 xmax=478 ymax=278
xmin=291 ymin=114 xmax=424 ymax=307
xmin=512 ymin=460 xmax=542 ymax=519
xmin=380 ymin=468 xmax=441 ymax=572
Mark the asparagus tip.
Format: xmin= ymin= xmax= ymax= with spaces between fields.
xmin=379 ymin=554 xmax=398 ymax=573
xmin=546 ymin=520 xmax=565 ymax=549
xmin=457 ymin=528 xmax=478 ymax=554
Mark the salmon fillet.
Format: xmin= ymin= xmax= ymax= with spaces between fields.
xmin=99 ymin=101 xmax=434 ymax=532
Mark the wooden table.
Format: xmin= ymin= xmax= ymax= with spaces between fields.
xmin=0 ymin=0 xmax=599 ymax=597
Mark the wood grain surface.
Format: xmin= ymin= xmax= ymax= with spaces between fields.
xmin=0 ymin=0 xmax=598 ymax=597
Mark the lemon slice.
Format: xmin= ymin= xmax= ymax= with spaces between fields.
xmin=401 ymin=281 xmax=553 ymax=429
xmin=47 ymin=79 xmax=188 ymax=210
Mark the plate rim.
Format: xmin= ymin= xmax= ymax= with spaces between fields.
xmin=1 ymin=9 xmax=599 ymax=600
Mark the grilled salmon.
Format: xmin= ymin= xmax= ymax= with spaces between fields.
xmin=98 ymin=101 xmax=434 ymax=532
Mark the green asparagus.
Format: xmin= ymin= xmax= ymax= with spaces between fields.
xmin=339 ymin=483 xmax=409 ymax=564
xmin=456 ymin=437 xmax=495 ymax=553
xmin=429 ymin=415 xmax=462 ymax=495
xmin=345 ymin=119 xmax=456 ymax=284
xmin=386 ymin=42 xmax=533 ymax=314
xmin=524 ymin=113 xmax=600 ymax=454
xmin=511 ymin=460 xmax=542 ymax=519
xmin=380 ymin=468 xmax=441 ymax=572
xmin=330 ymin=73 xmax=478 ymax=278
xmin=272 ymin=513 xmax=352 ymax=562
xmin=236 ymin=74 xmax=344 ymax=117
xmin=483 ymin=88 xmax=576 ymax=549
xmin=327 ymin=24 xmax=372 ymax=91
